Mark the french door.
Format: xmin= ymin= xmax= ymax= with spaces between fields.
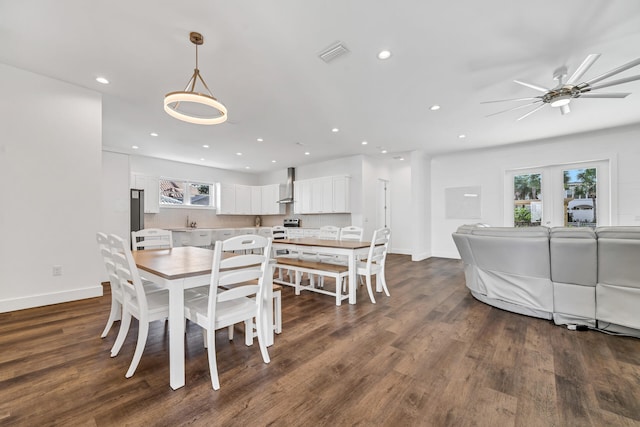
xmin=505 ymin=160 xmax=610 ymax=228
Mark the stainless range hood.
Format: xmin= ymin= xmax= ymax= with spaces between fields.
xmin=277 ymin=167 xmax=295 ymax=204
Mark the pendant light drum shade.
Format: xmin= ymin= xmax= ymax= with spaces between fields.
xmin=164 ymin=32 xmax=227 ymax=125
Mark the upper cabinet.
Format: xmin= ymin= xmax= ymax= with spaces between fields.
xmin=216 ymin=183 xmax=284 ymax=215
xmin=216 ymin=182 xmax=236 ymax=214
xmin=293 ymin=175 xmax=351 ymax=214
xmin=261 ymin=184 xmax=285 ymax=215
xmin=235 ymin=185 xmax=252 ymax=215
xmin=131 ymin=174 xmax=160 ymax=213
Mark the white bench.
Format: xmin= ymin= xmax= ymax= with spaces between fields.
xmin=274 ymin=258 xmax=350 ymax=306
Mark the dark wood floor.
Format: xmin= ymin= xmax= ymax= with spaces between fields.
xmin=2 ymin=255 xmax=640 ymax=426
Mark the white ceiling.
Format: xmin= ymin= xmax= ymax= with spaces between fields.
xmin=2 ymin=1 xmax=640 ymax=173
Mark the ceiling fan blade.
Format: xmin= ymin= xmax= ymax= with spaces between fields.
xmin=560 ymin=104 xmax=571 ymax=115
xmin=513 ymin=80 xmax=550 ymax=93
xmin=579 ymin=57 xmax=640 ymax=88
xmin=586 ymin=74 xmax=640 ymax=91
xmin=480 ymin=97 xmax=541 ymax=104
xmin=566 ymin=54 xmax=600 ymax=85
xmin=579 ymin=92 xmax=631 ymax=99
xmin=485 ymin=100 xmax=543 ymax=117
xmin=517 ymin=104 xmax=546 ymax=121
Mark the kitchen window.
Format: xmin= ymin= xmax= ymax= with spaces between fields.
xmin=159 ymin=179 xmax=215 ymax=208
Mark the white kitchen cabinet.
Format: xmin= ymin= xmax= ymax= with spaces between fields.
xmin=235 ymin=185 xmax=252 ymax=214
xmin=293 ymin=181 xmax=302 ymax=214
xmin=132 ymin=174 xmax=160 ymax=213
xmin=216 ymin=183 xmax=236 ymax=214
xmin=217 ymin=183 xmax=285 ymax=215
xmin=261 ymin=184 xmax=285 ymax=215
xmin=171 ymin=230 xmax=188 ymax=247
xmin=251 ymin=186 xmax=262 ymax=215
xmin=293 ymin=175 xmax=350 ymax=214
xmin=332 ymin=176 xmax=350 ymax=213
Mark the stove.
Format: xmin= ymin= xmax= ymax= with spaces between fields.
xmin=283 ymin=218 xmax=300 ymax=228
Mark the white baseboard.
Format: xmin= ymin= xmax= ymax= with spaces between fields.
xmin=0 ymin=285 xmax=103 ymax=313
xmin=431 ymin=251 xmax=461 ymax=259
xmin=390 ymin=248 xmax=412 ymax=255
xmin=412 ymin=252 xmax=431 ymax=262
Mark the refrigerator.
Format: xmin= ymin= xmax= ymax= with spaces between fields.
xmin=131 ymin=188 xmax=145 ymax=234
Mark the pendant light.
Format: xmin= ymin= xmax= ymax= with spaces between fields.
xmin=164 ymin=32 xmax=227 ymax=125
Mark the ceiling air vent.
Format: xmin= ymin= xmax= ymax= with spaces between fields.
xmin=318 ymin=42 xmax=349 ymax=63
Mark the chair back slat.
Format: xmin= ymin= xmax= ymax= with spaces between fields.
xmin=110 ymin=234 xmax=149 ymax=313
xmin=339 ymin=226 xmax=364 ymax=241
xmin=319 ymin=226 xmax=340 ymax=240
xmin=206 ymin=236 xmax=272 ymax=320
xmin=367 ymin=227 xmax=391 ymax=268
xmin=131 ymin=228 xmax=173 ymax=251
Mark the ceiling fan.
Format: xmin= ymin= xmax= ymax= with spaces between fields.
xmin=483 ymin=54 xmax=640 ymax=120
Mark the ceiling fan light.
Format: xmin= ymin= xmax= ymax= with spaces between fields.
xmin=164 ymin=92 xmax=227 ymax=125
xmin=550 ymin=95 xmax=571 ymax=108
xmin=165 ymin=32 xmax=227 ymax=125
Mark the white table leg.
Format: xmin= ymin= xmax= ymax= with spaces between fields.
xmin=264 ymin=264 xmax=274 ymax=346
xmin=348 ymin=252 xmax=356 ymax=304
xmin=168 ymin=283 xmax=185 ymax=390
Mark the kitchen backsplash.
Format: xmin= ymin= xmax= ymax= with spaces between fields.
xmin=144 ymin=208 xmax=351 ymax=229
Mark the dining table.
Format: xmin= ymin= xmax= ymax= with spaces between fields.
xmin=272 ymin=238 xmax=374 ymax=305
xmin=132 ymin=246 xmax=274 ymax=390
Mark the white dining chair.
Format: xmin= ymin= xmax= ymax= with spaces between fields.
xmin=339 ymin=226 xmax=364 ymax=242
xmin=109 ymin=234 xmax=172 ymax=378
xmin=131 ymin=228 xmax=173 ymax=251
xmin=183 ymin=234 xmax=272 ymax=390
xmin=97 ymin=232 xmax=123 ymax=338
xmin=272 ymin=226 xmax=297 ymax=284
xmin=98 ymin=232 xmax=166 ymax=339
xmin=357 ymin=227 xmax=391 ymax=303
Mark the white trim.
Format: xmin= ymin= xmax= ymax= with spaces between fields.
xmin=0 ymin=286 xmax=103 ymax=313
xmin=411 ymin=251 xmax=431 ymax=261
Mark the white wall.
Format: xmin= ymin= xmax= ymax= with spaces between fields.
xmin=431 ymin=123 xmax=640 ymax=258
xmin=361 ymin=156 xmax=391 ymax=241
xmin=0 ymin=64 xmax=103 ymax=312
xmin=129 ymin=155 xmax=259 ymax=186
xmin=102 ymin=152 xmax=130 ymax=240
xmin=411 ymin=151 xmax=431 ymax=261
xmin=389 ymin=160 xmax=412 ymax=254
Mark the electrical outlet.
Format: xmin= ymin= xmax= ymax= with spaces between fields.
xmin=52 ymin=265 xmax=63 ymax=276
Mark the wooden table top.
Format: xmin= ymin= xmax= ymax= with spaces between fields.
xmin=133 ymin=246 xmax=214 ymax=280
xmin=274 ymin=238 xmax=372 ymax=249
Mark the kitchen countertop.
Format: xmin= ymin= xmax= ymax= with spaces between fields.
xmin=166 ymin=227 xmax=272 ymax=232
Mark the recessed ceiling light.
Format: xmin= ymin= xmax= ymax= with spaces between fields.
xmin=399 ymin=157 xmax=405 ymax=161
xmin=377 ymin=50 xmax=392 ymax=60
xmin=430 ymin=105 xmax=441 ymax=111
xmin=271 ymin=160 xmax=277 ymax=163
xmin=245 ymin=166 xmax=251 ymax=169
xmin=332 ymin=128 xmax=339 ymax=133
xmin=361 ymin=141 xmax=368 ymax=145
xmin=150 ymin=132 xmax=158 ymax=137
xmin=96 ymin=76 xmax=109 ymax=85
xmin=236 ymin=152 xmax=243 ymax=156
xmin=257 ymin=138 xmax=263 ymax=142
xmin=200 ymin=158 xmax=205 ymax=161
xmin=131 ymin=145 xmax=139 ymax=150
xmin=381 ymin=149 xmax=388 ymax=154
xmin=202 ymin=144 xmax=209 ymax=148
xmin=304 ymin=152 xmax=310 ymax=156
xmin=458 ymin=134 xmax=466 ymax=139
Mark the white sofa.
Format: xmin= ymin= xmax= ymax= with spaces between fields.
xmin=452 ymin=224 xmax=640 ymax=337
